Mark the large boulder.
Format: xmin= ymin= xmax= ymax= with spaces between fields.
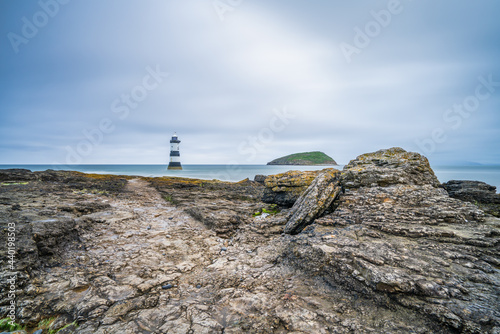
xmin=280 ymin=148 xmax=500 ymax=333
xmin=262 ymin=170 xmax=322 ymax=207
xmin=342 ymin=147 xmax=440 ymax=188
xmin=284 ymin=169 xmax=341 ymax=234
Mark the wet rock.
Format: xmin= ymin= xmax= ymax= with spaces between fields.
xmin=262 ymin=170 xmax=322 ymax=207
xmin=162 ymin=284 xmax=173 ymax=290
xmin=284 ymin=169 xmax=341 ymax=234
xmin=444 ymin=180 xmax=500 ymax=217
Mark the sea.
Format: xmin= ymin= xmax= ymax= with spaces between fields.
xmin=1 ymin=164 xmax=499 ymax=191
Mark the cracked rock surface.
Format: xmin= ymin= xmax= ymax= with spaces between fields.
xmin=279 ymin=148 xmax=500 ymax=333
xmin=0 ymin=149 xmax=499 ymax=334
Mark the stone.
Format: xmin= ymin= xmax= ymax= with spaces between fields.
xmin=262 ymin=170 xmax=323 ymax=207
xmin=281 ymin=148 xmax=499 ymax=332
xmin=284 ymin=169 xmax=341 ymax=234
xmin=162 ymin=284 xmax=173 ymax=290
xmin=443 ymin=180 xmax=500 ymax=217
xmin=341 ymin=147 xmax=440 ymax=188
xmin=253 ymin=174 xmax=267 ymax=184
xmin=1 ymin=157 xmax=498 ymax=333
xmin=55 ymin=324 xmax=77 ymax=334
xmin=0 ymin=168 xmax=36 ymax=182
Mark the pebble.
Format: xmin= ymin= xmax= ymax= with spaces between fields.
xmin=34 ymin=330 xmax=43 ymax=334
xmin=196 ymin=284 xmax=202 ymax=289
xmin=221 ymin=247 xmax=228 ymax=251
xmin=146 ymin=226 xmax=151 ymax=230
xmin=165 ymin=235 xmax=172 ymax=238
xmin=162 ymin=284 xmax=173 ymax=290
xmin=168 ymin=217 xmax=174 ymax=220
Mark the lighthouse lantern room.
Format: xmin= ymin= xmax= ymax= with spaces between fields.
xmin=167 ymin=133 xmax=182 ymax=170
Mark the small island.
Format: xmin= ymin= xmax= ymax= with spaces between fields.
xmin=267 ymin=151 xmax=338 ymax=165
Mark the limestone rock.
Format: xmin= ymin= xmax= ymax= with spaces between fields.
xmin=0 ymin=168 xmax=36 ymax=182
xmin=262 ymin=170 xmax=323 ymax=207
xmin=444 ymin=180 xmax=500 ymax=217
xmin=2 ymin=159 xmax=499 ymax=333
xmin=253 ymin=174 xmax=267 ymax=185
xmin=284 ymin=169 xmax=341 ymax=234
xmin=342 ymin=147 xmax=440 ymax=188
xmin=282 ymin=148 xmax=500 ymax=332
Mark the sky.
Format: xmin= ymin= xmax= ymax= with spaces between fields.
xmin=1 ymin=0 xmax=499 ymax=165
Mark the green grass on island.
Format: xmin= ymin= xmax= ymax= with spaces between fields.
xmin=267 ymin=151 xmax=337 ymax=165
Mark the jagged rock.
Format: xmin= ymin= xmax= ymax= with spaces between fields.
xmin=1 ymin=158 xmax=499 ymax=333
xmin=262 ymin=170 xmax=323 ymax=207
xmin=0 ymin=169 xmax=36 ymax=182
xmin=281 ymin=148 xmax=500 ymax=333
xmin=342 ymin=147 xmax=440 ymax=188
xmin=284 ymin=169 xmax=341 ymax=234
xmin=253 ymin=174 xmax=267 ymax=185
xmin=444 ymin=180 xmax=500 ymax=217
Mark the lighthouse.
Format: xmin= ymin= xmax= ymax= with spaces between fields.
xmin=167 ymin=133 xmax=182 ymax=170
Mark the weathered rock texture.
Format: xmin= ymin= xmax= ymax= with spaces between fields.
xmin=262 ymin=170 xmax=322 ymax=207
xmin=444 ymin=180 xmax=500 ymax=217
xmin=284 ymin=169 xmax=341 ymax=234
xmin=279 ymin=148 xmax=500 ymax=333
xmin=1 ymin=149 xmax=499 ymax=333
xmin=146 ymin=177 xmax=264 ymax=237
xmin=342 ymin=147 xmax=441 ymax=188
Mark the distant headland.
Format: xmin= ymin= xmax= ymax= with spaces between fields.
xmin=267 ymin=151 xmax=338 ymax=165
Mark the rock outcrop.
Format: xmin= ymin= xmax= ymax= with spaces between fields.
xmin=278 ymin=148 xmax=499 ymax=333
xmin=145 ymin=176 xmax=264 ymax=237
xmin=284 ymin=169 xmax=341 ymax=234
xmin=1 ymin=149 xmax=499 ymax=333
xmin=342 ymin=147 xmax=441 ymax=188
xmin=261 ymin=170 xmax=323 ymax=207
xmin=444 ymin=180 xmax=500 ymax=217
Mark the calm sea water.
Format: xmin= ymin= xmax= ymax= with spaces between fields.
xmin=1 ymin=164 xmax=499 ymax=191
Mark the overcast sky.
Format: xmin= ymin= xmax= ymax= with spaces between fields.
xmin=1 ymin=0 xmax=499 ymax=165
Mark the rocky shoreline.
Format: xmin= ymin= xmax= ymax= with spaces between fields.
xmin=0 ymin=148 xmax=499 ymax=333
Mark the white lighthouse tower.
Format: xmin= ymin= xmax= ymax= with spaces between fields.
xmin=167 ymin=133 xmax=182 ymax=170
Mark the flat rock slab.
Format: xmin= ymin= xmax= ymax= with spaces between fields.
xmin=284 ymin=169 xmax=341 ymax=234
